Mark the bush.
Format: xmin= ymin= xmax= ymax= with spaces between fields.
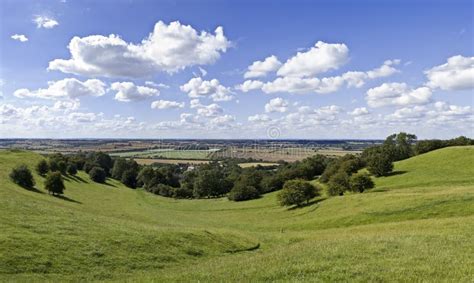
xmin=121 ymin=169 xmax=137 ymax=189
xmin=367 ymin=154 xmax=393 ymax=177
xmin=327 ymin=171 xmax=350 ymax=196
xmin=260 ymin=174 xmax=284 ymax=193
xmin=36 ymin=159 xmax=49 ymax=176
xmin=44 ymin=172 xmax=65 ymax=196
xmin=277 ymin=179 xmax=318 ymax=207
xmin=228 ymin=184 xmax=260 ymax=201
xmin=349 ymin=172 xmax=374 ymax=193
xmin=9 ymin=165 xmax=35 ymax=188
xmin=89 ymin=167 xmax=106 ymax=183
xmin=67 ymin=164 xmax=78 ymax=175
xmin=83 ymin=161 xmax=100 ymax=174
xmin=173 ymin=187 xmax=194 ymax=199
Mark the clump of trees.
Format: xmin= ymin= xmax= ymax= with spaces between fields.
xmin=9 ymin=165 xmax=35 ymax=189
xmin=44 ymin=172 xmax=65 ymax=196
xmin=89 ymin=167 xmax=106 ymax=183
xmin=349 ymin=173 xmax=374 ymax=193
xmin=414 ymin=136 xmax=473 ymax=155
xmin=36 ymin=160 xmax=49 ymax=176
xmin=277 ymin=179 xmax=319 ymax=207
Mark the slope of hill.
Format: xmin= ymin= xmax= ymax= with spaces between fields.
xmin=0 ymin=147 xmax=473 ymax=282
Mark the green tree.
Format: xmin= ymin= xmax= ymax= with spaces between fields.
xmin=48 ymin=159 xmax=59 ymax=172
xmin=44 ymin=172 xmax=65 ymax=196
xmin=228 ymin=183 xmax=260 ymax=201
xmin=9 ymin=165 xmax=35 ymax=188
xmin=349 ymin=172 xmax=374 ymax=193
xmin=367 ymin=154 xmax=393 ymax=177
xmin=121 ymin=169 xmax=138 ymax=189
xmin=277 ymin=179 xmax=318 ymax=207
xmin=111 ymin=158 xmax=128 ymax=179
xmin=66 ymin=163 xmax=78 ymax=175
xmin=36 ymin=159 xmax=49 ymax=176
xmin=327 ymin=171 xmax=350 ymax=196
xmin=57 ymin=161 xmax=67 ymax=175
xmin=138 ymin=166 xmax=155 ymax=189
xmin=89 ymin=167 xmax=106 ymax=183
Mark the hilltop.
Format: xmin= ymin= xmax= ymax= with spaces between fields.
xmin=0 ymin=147 xmax=473 ymax=281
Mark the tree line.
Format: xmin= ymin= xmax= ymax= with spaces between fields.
xmin=8 ymin=133 xmax=472 ymax=207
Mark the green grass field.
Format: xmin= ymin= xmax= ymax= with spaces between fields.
xmin=0 ymin=147 xmax=473 ymax=281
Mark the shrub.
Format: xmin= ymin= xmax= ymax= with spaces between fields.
xmin=36 ymin=159 xmax=49 ymax=176
xmin=89 ymin=167 xmax=106 ymax=183
xmin=67 ymin=163 xmax=78 ymax=175
xmin=228 ymin=184 xmax=260 ymax=201
xmin=173 ymin=187 xmax=193 ymax=199
xmin=9 ymin=165 xmax=35 ymax=188
xmin=121 ymin=169 xmax=137 ymax=189
xmin=277 ymin=179 xmax=318 ymax=207
xmin=327 ymin=171 xmax=350 ymax=196
xmin=83 ymin=161 xmax=100 ymax=174
xmin=44 ymin=172 xmax=65 ymax=196
xmin=367 ymin=154 xmax=393 ymax=177
xmin=349 ymin=172 xmax=374 ymax=193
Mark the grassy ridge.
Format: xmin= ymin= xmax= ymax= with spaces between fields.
xmin=0 ymin=147 xmax=473 ymax=281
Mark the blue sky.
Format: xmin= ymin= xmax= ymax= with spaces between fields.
xmin=0 ymin=0 xmax=473 ymax=139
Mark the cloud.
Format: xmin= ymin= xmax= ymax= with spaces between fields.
xmin=248 ymin=114 xmax=271 ymax=123
xmin=196 ymin=103 xmax=224 ymax=117
xmin=209 ymin=114 xmax=235 ymax=128
xmin=151 ymin=100 xmax=185 ymax=109
xmin=33 ymin=15 xmax=58 ymax=29
xmin=244 ymin=55 xmax=282 ymax=78
xmin=265 ymin=97 xmax=289 ymax=113
xmin=11 ymin=34 xmax=28 ymax=42
xmin=425 ymin=55 xmax=474 ymax=90
xmin=14 ymin=78 xmax=106 ymax=100
xmin=48 ymin=21 xmax=230 ymax=78
xmin=111 ymin=82 xmax=159 ymax=102
xmin=348 ymin=107 xmax=370 ymax=116
xmin=145 ymin=81 xmax=169 ymax=88
xmin=261 ymin=60 xmax=400 ymax=94
xmin=53 ymin=100 xmax=80 ymax=111
xmin=366 ymin=82 xmax=432 ymax=108
xmin=277 ymin=41 xmax=349 ymax=78
xmin=180 ymin=77 xmax=233 ymax=101
xmin=236 ymin=80 xmax=264 ymax=92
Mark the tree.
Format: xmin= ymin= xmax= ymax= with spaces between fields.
xmin=228 ymin=184 xmax=260 ymax=201
xmin=57 ymin=161 xmax=67 ymax=175
xmin=121 ymin=169 xmax=138 ymax=189
xmin=67 ymin=163 xmax=78 ymax=175
xmin=83 ymin=161 xmax=100 ymax=174
xmin=111 ymin=158 xmax=128 ymax=179
xmin=367 ymin=154 xmax=393 ymax=177
xmin=91 ymin=152 xmax=113 ymax=175
xmin=44 ymin=172 xmax=65 ymax=196
xmin=193 ymin=168 xmax=231 ymax=198
xmin=349 ymin=172 xmax=374 ymax=193
xmin=327 ymin=171 xmax=350 ymax=196
xmin=36 ymin=160 xmax=49 ymax=176
xmin=277 ymin=179 xmax=318 ymax=207
xmin=138 ymin=166 xmax=155 ymax=189
xmin=48 ymin=159 xmax=59 ymax=172
xmin=9 ymin=165 xmax=35 ymax=188
xmin=89 ymin=167 xmax=106 ymax=183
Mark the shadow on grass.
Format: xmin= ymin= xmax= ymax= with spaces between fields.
xmin=20 ymin=185 xmax=44 ymax=194
xmin=287 ymin=197 xmax=327 ymax=211
xmin=67 ymin=175 xmax=88 ymax=183
xmin=386 ymin=170 xmax=408 ymax=176
xmin=102 ymin=180 xmax=117 ymax=187
xmin=53 ymin=194 xmax=82 ymax=204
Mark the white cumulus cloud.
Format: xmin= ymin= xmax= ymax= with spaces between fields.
xmin=14 ymin=78 xmax=106 ymax=100
xmin=236 ymin=80 xmax=264 ymax=92
xmin=180 ymin=77 xmax=233 ymax=101
xmin=265 ymin=97 xmax=289 ymax=113
xmin=111 ymin=82 xmax=159 ymax=102
xmin=48 ymin=21 xmax=230 ymax=78
xmin=277 ymin=41 xmax=349 ymax=78
xmin=33 ymin=15 xmax=58 ymax=29
xmin=366 ymin=82 xmax=432 ymax=108
xmin=425 ymin=55 xmax=474 ymax=91
xmin=11 ymin=34 xmax=28 ymax=42
xmin=151 ymin=100 xmax=185 ymax=109
xmin=244 ymin=55 xmax=282 ymax=78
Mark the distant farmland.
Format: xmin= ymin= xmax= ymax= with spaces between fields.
xmin=110 ymin=149 xmax=220 ymax=160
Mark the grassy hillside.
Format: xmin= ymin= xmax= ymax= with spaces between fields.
xmin=0 ymin=147 xmax=473 ymax=281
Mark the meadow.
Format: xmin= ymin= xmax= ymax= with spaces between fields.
xmin=0 ymin=147 xmax=473 ymax=281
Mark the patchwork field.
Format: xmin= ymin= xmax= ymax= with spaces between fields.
xmin=0 ymin=147 xmax=473 ymax=281
xmin=110 ymin=149 xmax=220 ymax=159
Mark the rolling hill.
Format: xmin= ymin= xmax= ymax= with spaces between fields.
xmin=0 ymin=147 xmax=473 ymax=281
